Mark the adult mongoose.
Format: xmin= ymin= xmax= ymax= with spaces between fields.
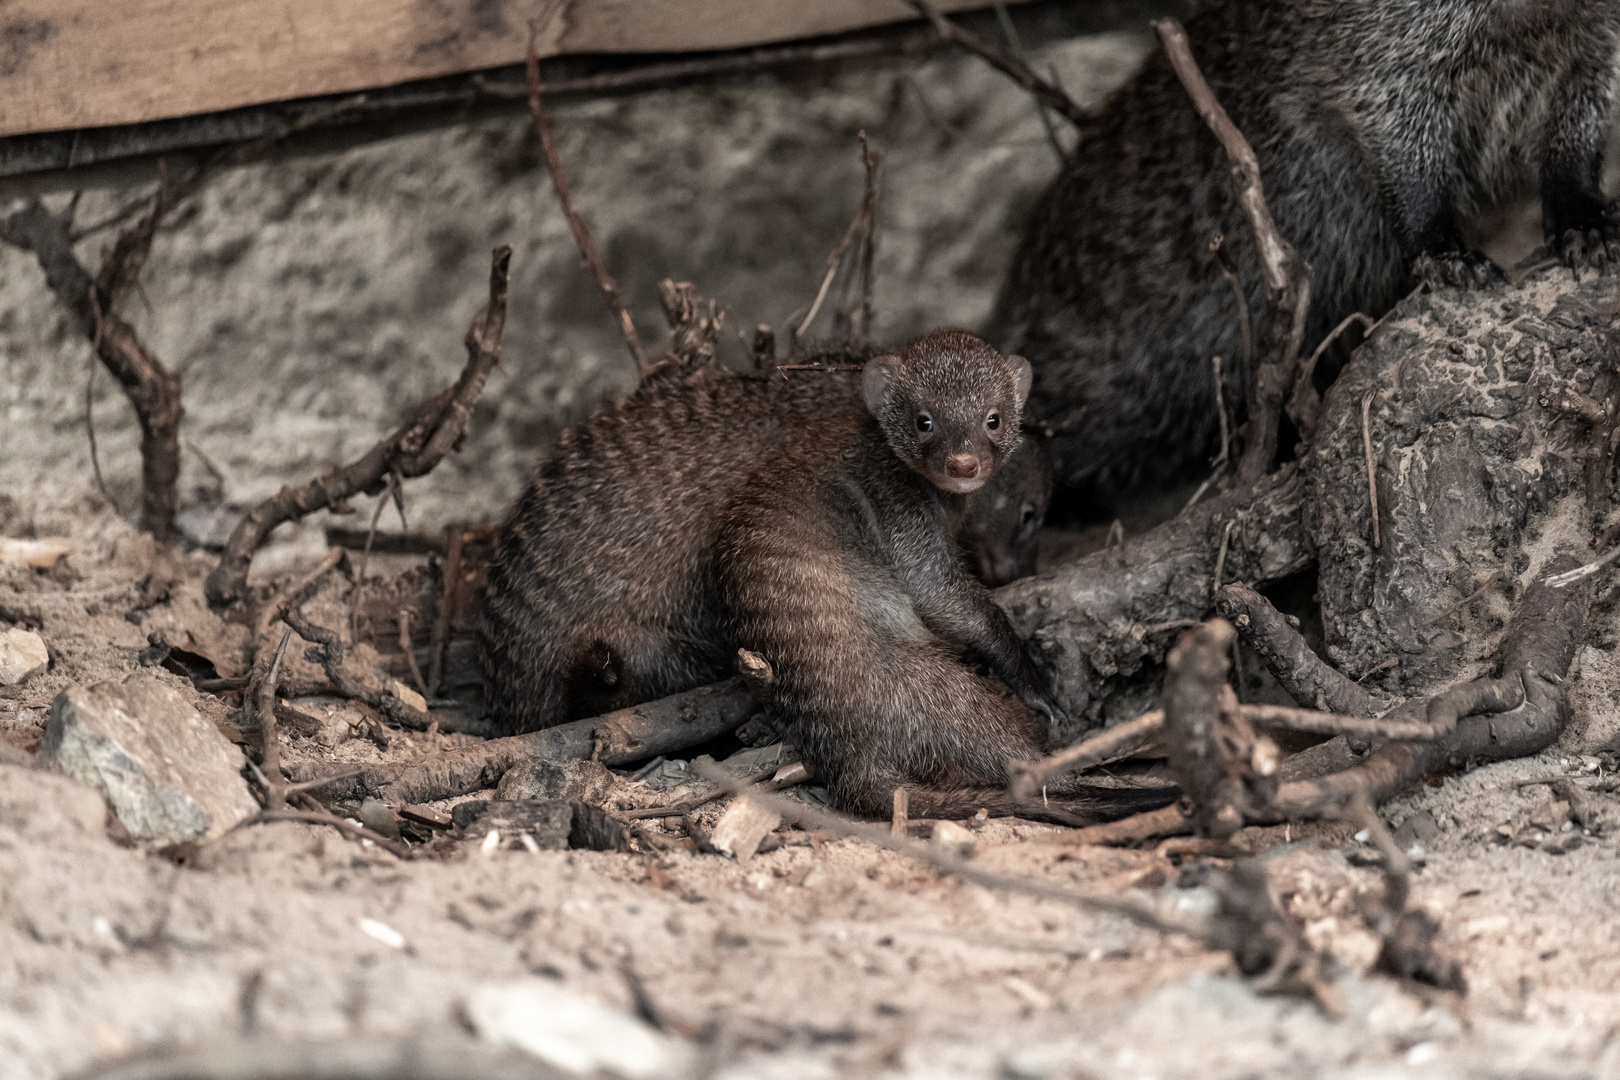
xmin=481 ymin=352 xmax=1051 ymax=735
xmin=987 ymin=0 xmax=1620 ymax=509
xmin=718 ymin=330 xmax=1176 ymax=822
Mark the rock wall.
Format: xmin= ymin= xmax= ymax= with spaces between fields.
xmin=0 ymin=21 xmax=1158 ymax=580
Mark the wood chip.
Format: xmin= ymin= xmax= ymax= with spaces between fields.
xmin=0 ymin=538 xmax=73 ymax=568
xmin=398 ymin=804 xmax=453 ymax=830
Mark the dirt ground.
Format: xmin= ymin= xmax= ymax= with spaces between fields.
xmin=4 ymin=505 xmax=1620 ymax=1079
xmin=7 ymin=11 xmax=1620 ymax=1080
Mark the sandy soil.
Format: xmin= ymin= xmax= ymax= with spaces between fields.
xmin=3 ymin=510 xmax=1620 ymax=1080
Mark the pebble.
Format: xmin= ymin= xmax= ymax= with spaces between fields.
xmin=0 ymin=627 xmax=48 ymax=686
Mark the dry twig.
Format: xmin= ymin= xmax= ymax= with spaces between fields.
xmin=205 ymin=246 xmax=511 ymax=607
xmin=252 ymin=628 xmax=293 ymax=811
xmin=289 ymin=678 xmax=761 ymax=806
xmin=526 ymin=4 xmax=651 ymax=379
xmin=906 ymin=0 xmax=1091 ymax=126
xmin=1010 ymin=710 xmax=1164 ymax=800
xmin=1291 ymin=311 xmax=1373 ymax=440
xmin=1360 ymin=387 xmax=1381 ymax=548
xmin=397 ymin=609 xmax=429 ymax=700
xmin=1216 ymin=582 xmax=1391 ymax=717
xmin=1153 ymin=18 xmax=1311 ymax=483
xmin=792 ymin=133 xmax=883 ymax=347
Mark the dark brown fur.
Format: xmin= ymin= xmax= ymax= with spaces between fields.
xmin=717 ymin=331 xmax=1176 ymax=823
xmin=988 ymin=0 xmax=1620 ymax=509
xmin=481 ymin=351 xmax=1052 ymax=735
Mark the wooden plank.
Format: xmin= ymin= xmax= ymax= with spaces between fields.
xmin=0 ymin=0 xmax=1025 ymax=140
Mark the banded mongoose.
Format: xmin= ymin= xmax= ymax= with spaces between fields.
xmin=718 ymin=330 xmax=1176 ymax=823
xmin=987 ymin=0 xmax=1620 ymax=509
xmin=480 ymin=352 xmax=1051 ymax=735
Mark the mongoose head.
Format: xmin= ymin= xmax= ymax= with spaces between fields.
xmin=955 ymin=435 xmax=1053 ymax=586
xmin=862 ymin=329 xmax=1032 ymax=495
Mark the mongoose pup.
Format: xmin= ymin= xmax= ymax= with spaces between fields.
xmin=480 ymin=355 xmax=1051 ymax=735
xmin=987 ymin=0 xmax=1620 ymax=508
xmin=718 ymin=330 xmax=1176 ymax=823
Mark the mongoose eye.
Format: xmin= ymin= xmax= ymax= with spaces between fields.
xmin=1021 ymin=505 xmax=1036 ymax=525
xmin=916 ymin=414 xmax=933 ymax=433
xmin=986 ymin=412 xmax=1001 ymax=431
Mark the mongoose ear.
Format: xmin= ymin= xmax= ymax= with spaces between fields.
xmin=1009 ymin=355 xmax=1033 ymax=408
xmin=862 ymin=356 xmax=900 ymax=416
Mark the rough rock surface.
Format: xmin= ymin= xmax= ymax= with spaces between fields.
xmin=494 ymin=756 xmax=615 ymax=803
xmin=39 ymin=672 xmax=257 ymax=843
xmin=1308 ymin=267 xmax=1603 ymax=694
xmin=0 ymin=627 xmax=48 ymax=685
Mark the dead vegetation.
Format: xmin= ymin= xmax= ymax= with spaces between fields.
xmin=4 ymin=9 xmax=1620 ymax=1080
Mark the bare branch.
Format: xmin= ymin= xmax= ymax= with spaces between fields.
xmin=205 ymin=246 xmax=512 ymax=608
xmin=1153 ymin=18 xmax=1311 ymax=483
xmin=0 ymin=191 xmax=184 ymax=539
xmin=525 ymin=5 xmax=651 ymax=379
xmin=1216 ymin=583 xmax=1391 ymax=716
xmin=906 ymin=0 xmax=1091 ymax=127
xmin=792 ymin=133 xmax=883 ymax=347
xmin=1008 ymin=709 xmax=1163 ymax=800
xmin=251 ymin=628 xmax=293 ymax=811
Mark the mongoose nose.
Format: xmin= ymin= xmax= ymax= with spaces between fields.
xmin=947 ymin=454 xmax=981 ymax=479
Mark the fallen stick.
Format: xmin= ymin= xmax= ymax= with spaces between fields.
xmin=235 ymin=808 xmax=413 ymax=860
xmin=906 ymin=0 xmax=1091 ymax=127
xmin=1215 ymin=582 xmax=1390 ymax=717
xmin=693 ymin=763 xmax=1197 ymax=935
xmin=205 ymin=246 xmax=511 ymax=608
xmin=526 ymin=2 xmax=651 ymax=380
xmin=1008 ymin=709 xmax=1164 ymax=800
xmin=289 ymin=678 xmax=760 ymax=806
xmin=1153 ymin=17 xmax=1311 ymax=483
xmin=252 ymin=628 xmax=293 ymax=811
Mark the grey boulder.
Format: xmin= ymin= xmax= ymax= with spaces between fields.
xmin=41 ymin=673 xmax=258 ymax=844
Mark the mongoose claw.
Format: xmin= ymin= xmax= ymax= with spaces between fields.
xmin=1557 ymin=226 xmax=1620 ymax=280
xmin=1019 ymin=686 xmax=1069 ymax=726
xmin=1412 ymin=250 xmax=1508 ymax=291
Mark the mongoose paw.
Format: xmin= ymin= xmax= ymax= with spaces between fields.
xmin=1411 ymin=250 xmax=1507 ymax=290
xmin=1556 ymin=225 xmax=1620 ymax=280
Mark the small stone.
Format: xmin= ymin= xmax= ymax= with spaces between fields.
xmin=40 ymin=673 xmax=257 ymax=843
xmin=1393 ymin=810 xmax=1441 ymax=851
xmin=932 ymin=820 xmax=976 ymax=858
xmin=708 ymin=795 xmax=780 ymax=865
xmin=1530 ymin=799 xmax=1570 ymax=830
xmin=467 ymin=979 xmax=682 ymax=1079
xmin=358 ymin=798 xmax=402 ymax=840
xmin=496 ymin=758 xmax=615 ymax=804
xmin=0 ymin=628 xmax=48 ymax=686
xmin=392 ymin=681 xmax=427 ymax=713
